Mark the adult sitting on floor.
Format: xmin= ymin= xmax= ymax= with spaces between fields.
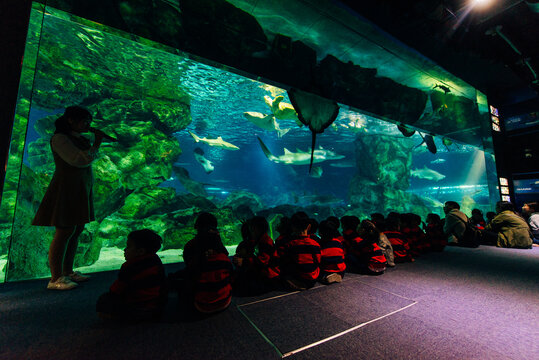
xmin=521 ymin=202 xmax=539 ymax=245
xmin=442 ymin=201 xmax=468 ymax=246
xmin=485 ymin=201 xmax=533 ymax=249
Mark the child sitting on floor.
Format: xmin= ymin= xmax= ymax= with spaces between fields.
xmin=317 ymin=220 xmax=346 ymax=284
xmin=179 ymin=212 xmax=233 ymax=318
xmin=233 ymin=216 xmax=279 ymax=295
xmin=96 ymin=229 xmax=167 ymax=321
xmin=278 ymin=212 xmax=321 ymax=291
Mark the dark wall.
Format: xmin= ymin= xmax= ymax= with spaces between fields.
xmin=0 ymin=0 xmax=32 ymax=203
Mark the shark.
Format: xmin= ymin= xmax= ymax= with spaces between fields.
xmin=243 ymin=112 xmax=290 ymax=137
xmin=410 ymin=166 xmax=446 ymax=182
xmin=188 ymin=131 xmax=239 ymax=150
xmin=257 ymin=137 xmax=344 ymax=165
xmin=193 ymin=147 xmax=214 ymax=174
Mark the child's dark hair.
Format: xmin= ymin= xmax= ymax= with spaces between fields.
xmin=276 ymin=216 xmax=292 ymax=236
xmin=308 ymin=218 xmax=319 ymax=235
xmin=55 ymin=106 xmax=92 ymax=134
xmin=195 ymin=212 xmax=218 ymax=231
xmin=496 ymin=201 xmax=514 ymax=212
xmin=128 ymin=229 xmax=162 ymax=254
xmin=426 ymin=213 xmax=441 ymax=224
xmin=290 ymin=211 xmax=310 ymax=233
xmin=340 ymin=215 xmax=360 ymax=231
xmin=358 ymin=220 xmax=380 ymax=244
xmin=326 ymin=216 xmax=340 ymax=230
xmin=250 ymin=216 xmax=269 ymax=235
xmin=318 ymin=220 xmax=339 ymax=239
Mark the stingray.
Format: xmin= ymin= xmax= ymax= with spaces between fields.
xmin=415 ymin=133 xmax=437 ymax=154
xmin=287 ymin=88 xmax=340 ymax=172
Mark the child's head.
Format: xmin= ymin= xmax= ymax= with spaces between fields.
xmin=326 ymin=216 xmax=340 ymax=231
xmin=318 ymin=220 xmax=339 ymax=241
xmin=276 ymin=216 xmax=292 ymax=237
xmin=471 ymin=208 xmax=484 ymax=221
xmin=124 ymin=229 xmax=162 ymax=261
xmin=195 ymin=212 xmax=218 ymax=232
xmin=340 ymin=215 xmax=360 ymax=232
xmin=426 ymin=213 xmax=441 ymax=225
xmin=290 ymin=211 xmax=311 ymax=235
xmin=358 ymin=220 xmax=380 ymax=244
xmin=249 ymin=216 xmax=269 ymax=240
xmin=308 ymin=218 xmax=319 ymax=235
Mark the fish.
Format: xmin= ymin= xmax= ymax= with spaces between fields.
xmin=309 ymin=166 xmax=323 ymax=178
xmin=415 ymin=133 xmax=437 ymax=154
xmin=188 ymin=131 xmax=239 ymax=150
xmin=287 ymin=88 xmax=340 ymax=172
xmin=294 ymin=193 xmax=345 ymax=207
xmin=410 ymin=166 xmax=446 ymax=182
xmin=442 ymin=137 xmax=453 ymax=151
xmin=264 ymin=95 xmax=299 ymax=122
xmin=243 ymin=112 xmax=290 ymax=137
xmin=329 ymin=161 xmax=356 ymax=168
xmin=433 ymin=84 xmax=451 ymax=94
xmin=430 ymin=159 xmax=446 ymax=164
xmin=257 ymin=137 xmax=344 ymax=166
xmin=193 ymin=147 xmax=214 ymax=174
xmin=420 ymin=196 xmax=445 ymax=210
xmin=397 ymin=124 xmax=416 ymax=137
xmin=172 ymin=165 xmax=209 ymax=197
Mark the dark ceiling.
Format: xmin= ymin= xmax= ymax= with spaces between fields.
xmin=339 ymin=0 xmax=539 ymax=109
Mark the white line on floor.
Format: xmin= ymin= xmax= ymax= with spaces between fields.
xmin=281 ymin=301 xmax=418 ymax=358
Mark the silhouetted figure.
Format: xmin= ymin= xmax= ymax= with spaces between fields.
xmin=175 ymin=213 xmax=233 ymax=319
xmin=279 ymin=212 xmax=321 ymax=290
xmin=96 ymin=229 xmax=167 ymax=321
xmin=32 ymin=106 xmax=107 ymax=290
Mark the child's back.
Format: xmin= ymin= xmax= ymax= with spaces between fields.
xmin=97 ymin=229 xmax=166 ymax=321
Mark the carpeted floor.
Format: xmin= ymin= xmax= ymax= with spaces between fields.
xmin=1 ymin=246 xmax=539 ymax=359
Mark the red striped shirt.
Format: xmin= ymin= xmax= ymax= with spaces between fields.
xmin=320 ymin=237 xmax=346 ymax=273
xmin=279 ymin=235 xmax=321 ymax=281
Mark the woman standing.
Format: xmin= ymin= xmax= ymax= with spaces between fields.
xmin=33 ymin=106 xmax=106 ymax=290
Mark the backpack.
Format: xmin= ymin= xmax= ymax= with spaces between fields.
xmin=456 ymin=217 xmax=481 ymax=248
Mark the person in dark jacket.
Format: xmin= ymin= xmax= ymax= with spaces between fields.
xmin=97 ymin=229 xmax=167 ymax=321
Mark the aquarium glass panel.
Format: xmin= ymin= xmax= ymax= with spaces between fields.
xmin=3 ymin=3 xmax=497 ymax=281
xmin=0 ymin=3 xmax=45 ymax=282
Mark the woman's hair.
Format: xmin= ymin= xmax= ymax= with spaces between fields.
xmin=54 ymin=106 xmax=92 ymax=134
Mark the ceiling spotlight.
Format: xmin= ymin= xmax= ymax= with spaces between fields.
xmin=471 ymin=0 xmax=493 ymax=7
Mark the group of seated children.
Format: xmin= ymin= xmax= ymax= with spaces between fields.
xmin=97 ymin=210 xmax=447 ymax=322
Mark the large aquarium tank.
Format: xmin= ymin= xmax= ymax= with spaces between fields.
xmin=0 ymin=1 xmax=498 ymax=282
